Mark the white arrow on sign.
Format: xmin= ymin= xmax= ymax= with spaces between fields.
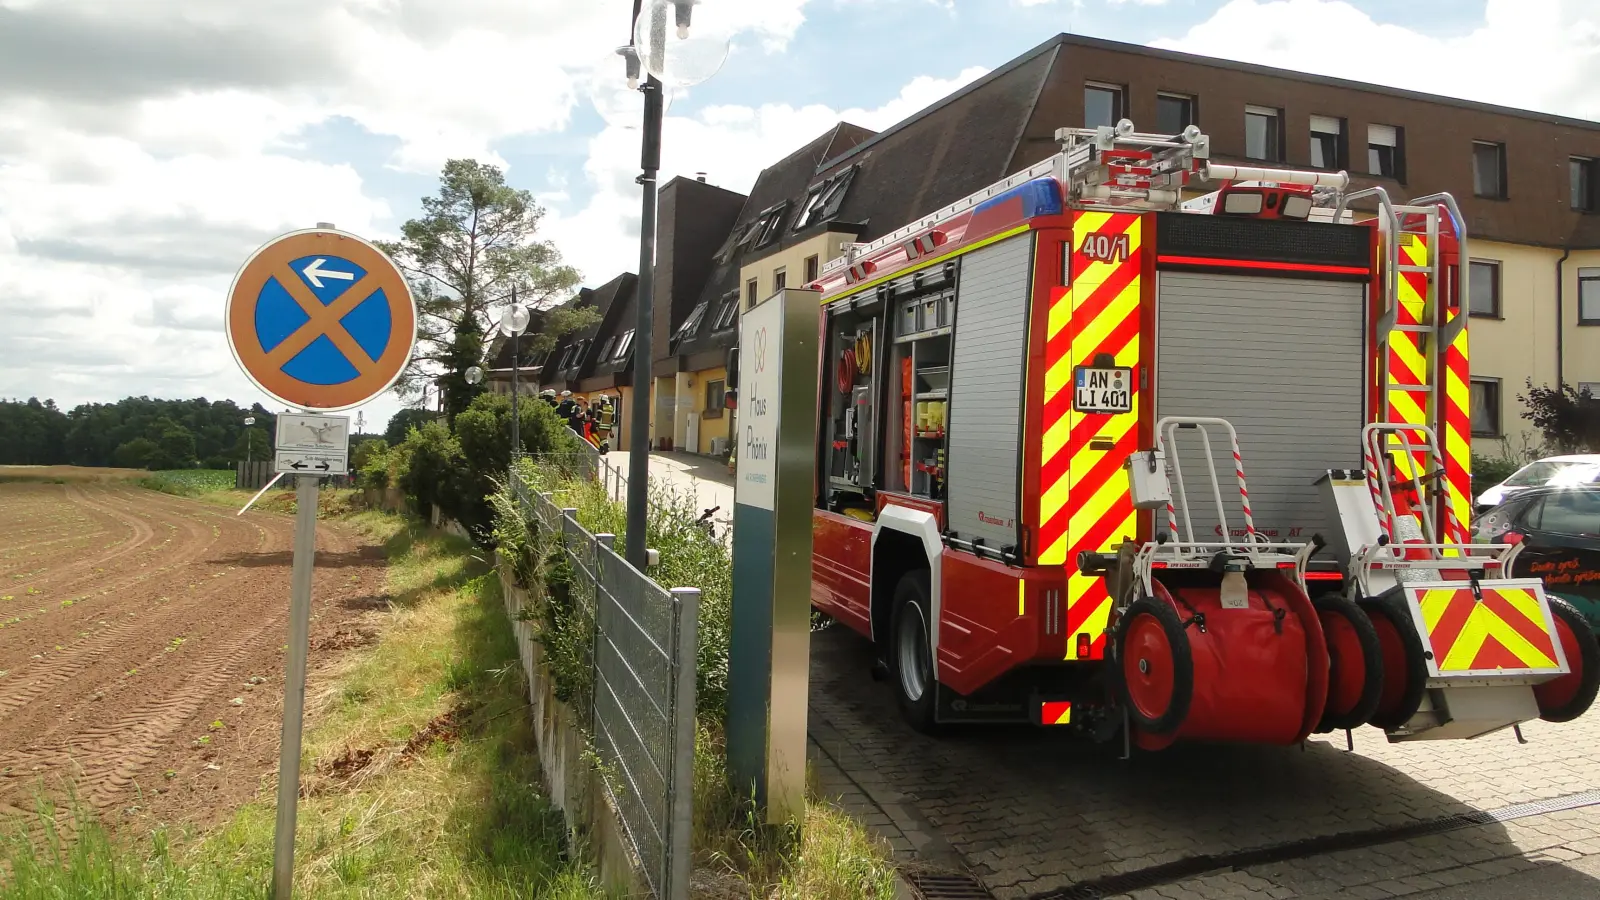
xmin=300 ymin=258 xmax=355 ymax=289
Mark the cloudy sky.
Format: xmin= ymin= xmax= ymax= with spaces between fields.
xmin=2 ymin=0 xmax=1597 ymax=434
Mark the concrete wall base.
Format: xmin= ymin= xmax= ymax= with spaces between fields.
xmin=496 ymin=554 xmax=650 ymax=899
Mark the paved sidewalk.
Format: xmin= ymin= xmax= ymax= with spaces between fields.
xmin=631 ymin=450 xmax=1600 ymax=900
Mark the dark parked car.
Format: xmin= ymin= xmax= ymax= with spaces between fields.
xmin=1474 ymin=484 xmax=1600 ymax=631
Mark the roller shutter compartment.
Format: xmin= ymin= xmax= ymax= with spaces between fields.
xmin=1155 ymin=271 xmax=1366 ymax=545
xmin=945 ymin=235 xmax=1032 ymax=550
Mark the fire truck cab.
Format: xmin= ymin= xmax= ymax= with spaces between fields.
xmin=807 ymin=119 xmax=1600 ymax=751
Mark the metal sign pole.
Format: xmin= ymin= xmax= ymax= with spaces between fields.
xmin=271 ymin=473 xmax=320 ymax=899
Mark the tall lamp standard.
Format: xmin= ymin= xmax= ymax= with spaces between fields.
xmin=612 ymin=0 xmax=732 ymax=568
xmin=243 ymin=416 xmax=256 ymax=466
xmin=500 ymin=295 xmax=532 ymax=460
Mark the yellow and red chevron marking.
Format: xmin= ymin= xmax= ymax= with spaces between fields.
xmin=1384 ymin=234 xmax=1432 ymax=482
xmin=1440 ymin=263 xmax=1473 ymax=545
xmin=1413 ymin=584 xmax=1563 ymax=674
xmin=1039 ymin=211 xmax=1143 ymax=661
xmin=1040 ymin=701 xmax=1073 ymax=725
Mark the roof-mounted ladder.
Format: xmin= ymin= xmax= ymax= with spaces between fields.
xmin=1335 ymin=188 xmax=1471 ymax=544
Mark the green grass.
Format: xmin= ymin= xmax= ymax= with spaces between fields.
xmin=0 ymin=511 xmax=603 ymax=900
xmin=138 ymin=470 xmax=237 ymax=497
xmin=496 ymin=461 xmax=900 ymax=899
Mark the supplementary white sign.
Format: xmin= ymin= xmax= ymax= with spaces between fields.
xmin=274 ymin=450 xmax=348 ymax=476
xmin=1073 ymin=365 xmax=1133 ymax=414
xmin=276 ymin=413 xmax=351 ymax=454
xmin=736 ymin=293 xmax=783 ymax=511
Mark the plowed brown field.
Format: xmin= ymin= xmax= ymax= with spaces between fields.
xmin=0 ymin=481 xmax=388 ymax=832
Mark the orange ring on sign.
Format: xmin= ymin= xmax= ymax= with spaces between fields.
xmin=225 ymin=229 xmax=417 ymax=411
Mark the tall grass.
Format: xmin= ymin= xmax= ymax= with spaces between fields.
xmin=492 ymin=460 xmax=900 ymax=899
xmin=138 ymin=470 xmax=236 ymax=497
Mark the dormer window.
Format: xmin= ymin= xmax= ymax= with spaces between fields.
xmin=795 ymin=165 xmax=858 ymax=232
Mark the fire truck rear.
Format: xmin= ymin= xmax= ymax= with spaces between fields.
xmin=806 ymin=119 xmax=1600 ymax=751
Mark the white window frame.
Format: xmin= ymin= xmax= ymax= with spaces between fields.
xmin=1309 ymin=115 xmax=1341 ymax=170
xmin=613 ymin=329 xmax=635 ymax=360
xmin=1245 ymin=104 xmax=1281 ymax=161
xmin=1368 ymin=123 xmax=1399 ymax=178
xmin=1579 ymin=267 xmax=1600 ymax=325
xmin=1084 ymin=81 xmax=1125 ymax=129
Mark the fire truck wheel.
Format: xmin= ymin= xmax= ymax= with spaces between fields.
xmin=1534 ymin=597 xmax=1600 ymax=724
xmin=1113 ymin=597 xmax=1194 ymax=736
xmin=889 ymin=570 xmax=939 ymax=734
xmin=1313 ymin=594 xmax=1384 ymax=733
xmin=1359 ymin=594 xmax=1429 ymax=732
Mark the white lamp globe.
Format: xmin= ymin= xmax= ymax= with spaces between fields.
xmin=633 ymin=0 xmax=732 ymax=89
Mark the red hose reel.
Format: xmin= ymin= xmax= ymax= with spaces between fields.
xmin=1113 ymin=569 xmax=1330 ymax=750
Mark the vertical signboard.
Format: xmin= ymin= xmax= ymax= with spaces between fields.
xmin=726 ymin=287 xmax=819 ymax=826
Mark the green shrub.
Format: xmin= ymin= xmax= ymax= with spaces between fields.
xmin=492 ymin=456 xmax=732 ymax=721
xmin=398 ymin=420 xmax=463 ymax=522
xmin=1471 ymin=453 xmax=1522 ymax=493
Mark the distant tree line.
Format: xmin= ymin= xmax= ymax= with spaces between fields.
xmin=0 ymin=397 xmax=279 ymax=470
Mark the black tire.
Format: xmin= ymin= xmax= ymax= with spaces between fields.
xmin=1313 ymin=593 xmax=1385 ymax=733
xmin=1359 ymin=592 xmax=1429 ymax=731
xmin=1112 ymin=596 xmax=1194 ymax=736
xmin=888 ymin=570 xmax=939 ymax=734
xmin=1536 ymin=597 xmax=1600 ymax=724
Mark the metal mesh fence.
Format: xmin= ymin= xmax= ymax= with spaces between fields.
xmin=514 ymin=469 xmax=698 ymax=900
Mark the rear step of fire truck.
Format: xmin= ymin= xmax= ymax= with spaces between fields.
xmin=1086 ymin=417 xmax=1333 ymax=752
xmin=1318 ymin=423 xmax=1600 ymax=741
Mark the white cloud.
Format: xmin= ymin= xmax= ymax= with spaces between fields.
xmin=0 ymin=0 xmax=819 ymax=427
xmin=1151 ymin=0 xmax=1600 ymax=120
xmin=542 ymin=65 xmax=991 ymax=286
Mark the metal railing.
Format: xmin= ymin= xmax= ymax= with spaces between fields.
xmin=512 ymin=469 xmax=698 ymax=900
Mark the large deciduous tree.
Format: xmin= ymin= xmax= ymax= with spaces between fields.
xmin=378 ymin=159 xmax=594 ymax=413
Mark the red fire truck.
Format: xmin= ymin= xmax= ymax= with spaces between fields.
xmin=804 ymin=119 xmax=1600 ymax=751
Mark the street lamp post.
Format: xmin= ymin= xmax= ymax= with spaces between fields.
xmin=244 ymin=416 xmax=256 ymax=466
xmin=500 ymin=292 xmax=532 ymax=461
xmin=617 ymin=0 xmax=731 ymax=569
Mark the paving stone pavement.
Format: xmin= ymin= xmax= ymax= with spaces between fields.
xmin=807 ymin=622 xmax=1600 ymax=900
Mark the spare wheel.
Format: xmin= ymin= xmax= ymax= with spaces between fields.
xmin=1313 ymin=593 xmax=1384 ymax=732
xmin=1359 ymin=593 xmax=1429 ymax=731
xmin=1114 ymin=596 xmax=1194 ymax=736
xmin=1535 ymin=597 xmax=1600 ymax=724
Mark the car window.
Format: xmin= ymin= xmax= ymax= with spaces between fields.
xmin=1505 ymin=461 xmax=1580 ymax=487
xmin=1536 ymin=490 xmax=1600 ymax=537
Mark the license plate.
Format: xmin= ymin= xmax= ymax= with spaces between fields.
xmin=1073 ymin=366 xmax=1132 ymax=414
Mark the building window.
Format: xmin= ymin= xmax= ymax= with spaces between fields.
xmin=1473 ymin=141 xmax=1506 ymax=199
xmin=1309 ymin=115 xmax=1343 ymax=169
xmin=773 ymin=268 xmax=787 ymax=293
xmin=734 ymin=202 xmax=790 ymax=254
xmin=1580 ymin=267 xmax=1600 ymax=325
xmin=671 ymin=301 xmax=708 ymax=348
xmin=804 ymin=255 xmax=819 ymax=283
xmin=1572 ymin=157 xmax=1597 ymax=211
xmin=1470 ymin=378 xmax=1501 ymax=437
xmin=1579 ymin=382 xmax=1600 ymax=399
xmin=1085 ymin=82 xmax=1124 ymax=128
xmin=704 ymin=379 xmax=726 ymax=418
xmin=794 ymin=166 xmax=858 ymax=232
xmin=1469 ymin=260 xmax=1501 ymax=318
xmin=1245 ymin=105 xmax=1281 ymax=162
xmin=712 ymin=295 xmax=739 ymax=331
xmin=1156 ymin=92 xmax=1195 ymax=134
xmin=1368 ymin=124 xmax=1402 ymax=179
xmin=746 ymin=278 xmax=758 ymax=306
xmin=599 ymin=335 xmax=616 ymax=361
xmin=613 ymin=329 xmax=635 ymax=361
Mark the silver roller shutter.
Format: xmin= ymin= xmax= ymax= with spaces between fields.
xmin=946 ymin=234 xmax=1032 ymax=548
xmin=1155 ymin=271 xmax=1367 ymax=544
